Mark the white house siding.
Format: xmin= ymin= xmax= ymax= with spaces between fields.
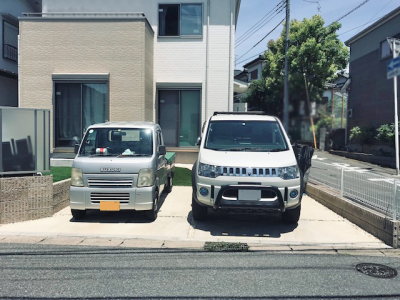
xmin=41 ymin=0 xmax=237 ymax=123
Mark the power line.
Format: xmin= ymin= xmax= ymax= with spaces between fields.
xmin=235 ymin=1 xmax=285 ymax=47
xmin=330 ymin=0 xmax=371 ymax=25
xmin=236 ymin=51 xmax=265 ymax=66
xmin=236 ymin=0 xmax=284 ymax=43
xmin=236 ymin=18 xmax=285 ymax=62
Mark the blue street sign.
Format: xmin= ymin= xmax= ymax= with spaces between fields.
xmin=387 ymin=56 xmax=400 ymax=79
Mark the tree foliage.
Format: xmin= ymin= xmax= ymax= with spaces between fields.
xmin=246 ymin=15 xmax=348 ymax=120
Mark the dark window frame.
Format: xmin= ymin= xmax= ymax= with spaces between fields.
xmin=2 ymin=16 xmax=19 ymax=62
xmin=158 ymin=3 xmax=203 ymax=38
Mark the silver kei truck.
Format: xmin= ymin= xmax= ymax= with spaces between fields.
xmin=192 ymin=112 xmax=313 ymax=224
xmin=69 ymin=122 xmax=175 ymax=221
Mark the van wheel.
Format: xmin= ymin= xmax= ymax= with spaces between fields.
xmin=164 ymin=176 xmax=173 ymax=193
xmin=145 ymin=192 xmax=159 ymax=222
xmin=282 ymin=205 xmax=301 ymax=224
xmin=71 ymin=209 xmax=86 ymax=220
xmin=192 ymin=192 xmax=208 ymax=221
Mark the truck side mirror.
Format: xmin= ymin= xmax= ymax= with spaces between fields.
xmin=74 ymin=143 xmax=80 ymax=154
xmin=196 ymin=137 xmax=201 ymax=146
xmin=158 ymin=145 xmax=166 ymax=155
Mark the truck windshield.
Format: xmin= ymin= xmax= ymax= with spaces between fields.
xmin=79 ymin=128 xmax=153 ymax=157
xmin=205 ymin=120 xmax=288 ymax=152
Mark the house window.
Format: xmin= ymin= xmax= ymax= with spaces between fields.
xmin=159 ymin=3 xmax=202 ymax=37
xmin=54 ymin=82 xmax=108 ymax=147
xmin=381 ymin=40 xmax=392 ymax=59
xmin=249 ymin=70 xmax=258 ymax=81
xmin=2 ymin=18 xmax=18 ymax=62
xmin=158 ymin=89 xmax=201 ymax=147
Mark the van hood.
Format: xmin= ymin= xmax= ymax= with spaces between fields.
xmin=72 ymin=156 xmax=154 ymax=174
xmin=198 ymin=148 xmax=297 ymax=168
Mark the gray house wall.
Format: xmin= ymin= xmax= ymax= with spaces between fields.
xmin=347 ymin=11 xmax=400 ymax=131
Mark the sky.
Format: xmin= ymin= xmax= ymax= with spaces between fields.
xmin=235 ymin=0 xmax=400 ymax=69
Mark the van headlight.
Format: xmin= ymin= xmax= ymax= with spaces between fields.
xmin=198 ymin=163 xmax=222 ymax=178
xmin=137 ymin=168 xmax=154 ymax=187
xmin=278 ymin=165 xmax=299 ymax=180
xmin=71 ymin=168 xmax=84 ymax=187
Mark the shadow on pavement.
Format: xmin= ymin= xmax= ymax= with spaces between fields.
xmin=187 ymin=211 xmax=298 ymax=238
xmin=69 ymin=191 xmax=169 ymax=224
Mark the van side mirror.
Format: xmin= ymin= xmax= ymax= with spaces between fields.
xmin=196 ymin=137 xmax=201 ymax=146
xmin=74 ymin=143 xmax=80 ymax=154
xmin=158 ymin=145 xmax=166 ymax=155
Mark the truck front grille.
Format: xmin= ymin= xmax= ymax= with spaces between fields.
xmin=90 ymin=193 xmax=130 ymax=204
xmin=221 ymin=166 xmax=279 ymax=177
xmin=88 ymin=178 xmax=133 ymax=188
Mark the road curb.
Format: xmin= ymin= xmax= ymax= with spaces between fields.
xmin=306 ymin=182 xmax=399 ymax=248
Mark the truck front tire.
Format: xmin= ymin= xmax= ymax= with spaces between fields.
xmin=192 ymin=192 xmax=208 ymax=221
xmin=144 ymin=192 xmax=159 ymax=222
xmin=282 ymin=204 xmax=301 ymax=224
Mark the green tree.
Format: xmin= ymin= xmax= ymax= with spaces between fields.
xmin=246 ymin=15 xmax=348 ymax=138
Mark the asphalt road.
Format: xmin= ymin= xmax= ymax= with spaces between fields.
xmin=0 ymin=243 xmax=399 ymax=299
xmin=310 ymin=151 xmax=399 ymax=216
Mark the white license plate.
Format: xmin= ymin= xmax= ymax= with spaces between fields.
xmin=238 ymin=190 xmax=261 ymax=201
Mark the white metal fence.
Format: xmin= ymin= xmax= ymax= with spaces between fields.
xmin=309 ymin=160 xmax=399 ymax=221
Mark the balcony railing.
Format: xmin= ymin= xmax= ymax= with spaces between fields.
xmin=3 ymin=44 xmax=17 ymax=62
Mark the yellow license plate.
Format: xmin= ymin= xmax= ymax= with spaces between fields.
xmin=100 ymin=201 xmax=120 ymax=211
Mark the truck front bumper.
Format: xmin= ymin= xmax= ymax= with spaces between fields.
xmin=70 ymin=186 xmax=156 ymax=211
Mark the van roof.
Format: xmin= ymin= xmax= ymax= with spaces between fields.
xmin=88 ymin=121 xmax=159 ymax=129
xmin=210 ymin=114 xmax=278 ymax=122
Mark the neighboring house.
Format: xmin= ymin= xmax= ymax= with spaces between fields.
xmin=18 ymin=0 xmax=241 ymax=162
xmin=345 ymin=6 xmax=400 ymax=134
xmin=0 ymin=0 xmax=40 ymax=107
xmin=243 ymin=55 xmax=265 ymax=82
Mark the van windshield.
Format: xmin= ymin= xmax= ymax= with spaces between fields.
xmin=205 ymin=120 xmax=288 ymax=152
xmin=79 ymin=128 xmax=153 ymax=157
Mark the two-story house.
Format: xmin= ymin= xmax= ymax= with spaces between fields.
xmin=0 ymin=0 xmax=40 ymax=107
xmin=18 ymin=0 xmax=241 ymax=162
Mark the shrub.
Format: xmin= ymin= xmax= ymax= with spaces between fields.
xmin=376 ymin=123 xmax=396 ymax=146
xmin=349 ymin=126 xmax=375 ymax=144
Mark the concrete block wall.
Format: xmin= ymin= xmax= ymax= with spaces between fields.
xmin=0 ymin=176 xmax=71 ymax=224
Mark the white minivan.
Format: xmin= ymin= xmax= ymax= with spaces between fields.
xmin=192 ymin=112 xmax=313 ymax=224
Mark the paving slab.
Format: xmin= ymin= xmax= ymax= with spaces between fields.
xmin=1 ymin=235 xmax=45 ymax=244
xmin=120 ymin=239 xmax=164 ymax=248
xmin=39 ymin=236 xmax=84 ymax=246
xmin=0 ymin=186 xmax=391 ymax=250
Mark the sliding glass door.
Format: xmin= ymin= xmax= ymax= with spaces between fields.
xmin=55 ymin=82 xmax=108 ymax=148
xmin=158 ymin=89 xmax=200 ymax=147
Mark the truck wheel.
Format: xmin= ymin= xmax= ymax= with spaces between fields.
xmin=192 ymin=192 xmax=207 ymax=221
xmin=145 ymin=192 xmax=159 ymax=222
xmin=164 ymin=176 xmax=173 ymax=193
xmin=282 ymin=205 xmax=301 ymax=224
xmin=71 ymin=209 xmax=86 ymax=220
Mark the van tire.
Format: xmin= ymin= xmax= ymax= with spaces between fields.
xmin=192 ymin=193 xmax=208 ymax=221
xmin=71 ymin=209 xmax=86 ymax=220
xmin=145 ymin=192 xmax=159 ymax=222
xmin=282 ymin=205 xmax=301 ymax=224
xmin=164 ymin=176 xmax=173 ymax=193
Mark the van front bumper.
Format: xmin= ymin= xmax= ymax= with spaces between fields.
xmin=70 ymin=186 xmax=156 ymax=211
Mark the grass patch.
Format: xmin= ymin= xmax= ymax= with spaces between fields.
xmin=45 ymin=167 xmax=71 ymax=183
xmin=204 ymin=242 xmax=249 ymax=252
xmin=174 ymin=167 xmax=192 ymax=186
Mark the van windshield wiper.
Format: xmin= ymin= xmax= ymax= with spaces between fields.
xmin=267 ymin=148 xmax=288 ymax=152
xmin=117 ymin=154 xmax=151 ymax=157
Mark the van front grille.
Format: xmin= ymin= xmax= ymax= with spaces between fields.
xmin=221 ymin=167 xmax=278 ymax=177
xmin=90 ymin=193 xmax=130 ymax=204
xmin=88 ymin=178 xmax=133 ymax=188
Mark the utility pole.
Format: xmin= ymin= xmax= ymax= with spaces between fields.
xmin=387 ymin=37 xmax=400 ymax=175
xmin=283 ymin=0 xmax=290 ymax=130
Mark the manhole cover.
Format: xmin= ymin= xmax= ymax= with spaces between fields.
xmin=356 ymin=263 xmax=398 ymax=279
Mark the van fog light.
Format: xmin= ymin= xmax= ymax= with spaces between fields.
xmin=199 ymin=187 xmax=209 ymax=196
xmin=290 ymin=190 xmax=299 ymax=198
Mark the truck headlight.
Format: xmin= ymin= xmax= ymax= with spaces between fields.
xmin=137 ymin=168 xmax=154 ymax=187
xmin=71 ymin=168 xmax=84 ymax=187
xmin=278 ymin=165 xmax=299 ymax=180
xmin=198 ymin=163 xmax=222 ymax=178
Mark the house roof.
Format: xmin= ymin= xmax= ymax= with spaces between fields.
xmin=243 ymin=55 xmax=264 ymax=69
xmin=345 ymin=5 xmax=400 ymax=45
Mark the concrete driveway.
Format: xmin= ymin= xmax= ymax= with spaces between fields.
xmin=0 ymin=186 xmax=388 ymax=251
